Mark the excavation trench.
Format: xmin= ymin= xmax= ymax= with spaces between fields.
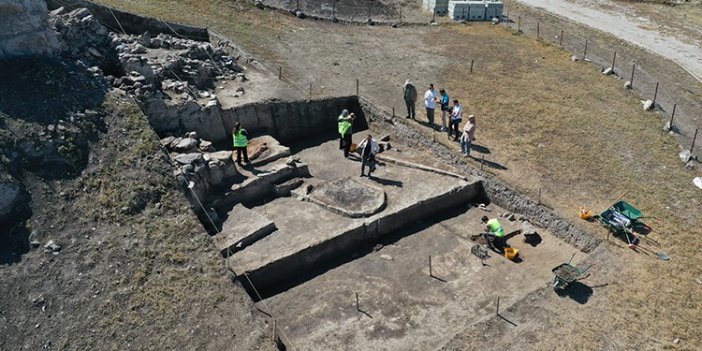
xmin=114 ymin=27 xmax=601 ymax=351
xmin=138 ymin=88 xmax=601 ymax=350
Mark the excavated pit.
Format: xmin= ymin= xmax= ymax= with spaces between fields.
xmin=98 ymin=19 xmax=601 ymax=351
xmin=145 ymin=93 xmax=598 ymax=351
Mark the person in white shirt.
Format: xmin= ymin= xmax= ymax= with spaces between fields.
xmin=424 ymin=83 xmax=438 ymax=127
xmin=448 ymin=99 xmax=462 ymax=141
xmin=358 ymin=134 xmax=380 ymax=177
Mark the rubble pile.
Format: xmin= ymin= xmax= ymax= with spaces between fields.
xmin=50 ymin=7 xmax=118 ymax=71
xmin=111 ymin=32 xmax=245 ymax=98
xmin=162 ymin=132 xmax=239 ymax=204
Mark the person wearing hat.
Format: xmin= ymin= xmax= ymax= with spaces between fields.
xmin=338 ymin=109 xmax=355 ymax=158
xmin=481 ymin=215 xmax=507 ymax=253
xmin=402 ymin=79 xmax=418 ymax=119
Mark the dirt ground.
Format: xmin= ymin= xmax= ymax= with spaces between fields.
xmin=31 ymin=0 xmax=702 ymax=349
xmin=0 ymin=69 xmax=273 ymax=350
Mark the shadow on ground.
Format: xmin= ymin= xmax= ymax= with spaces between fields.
xmin=555 ymin=281 xmax=594 ymax=304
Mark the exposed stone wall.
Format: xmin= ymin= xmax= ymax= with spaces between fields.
xmin=0 ymin=0 xmax=59 ymax=57
xmin=141 ymin=96 xmax=370 ymax=147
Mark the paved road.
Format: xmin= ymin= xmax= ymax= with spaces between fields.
xmin=514 ymin=0 xmax=702 ymax=83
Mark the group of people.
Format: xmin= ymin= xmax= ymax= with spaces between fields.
xmin=233 ymin=80 xmax=478 ymax=177
xmin=403 ymin=80 xmax=477 ymax=157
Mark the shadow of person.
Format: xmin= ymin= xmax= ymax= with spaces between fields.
xmin=369 ymin=176 xmax=403 ymax=187
xmin=470 ymin=143 xmax=491 ymax=154
xmin=470 ymin=155 xmax=507 ymax=170
xmin=556 ymin=281 xmax=594 ymax=304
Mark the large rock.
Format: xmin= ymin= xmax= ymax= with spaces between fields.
xmin=0 ymin=0 xmax=59 ymax=58
xmin=174 ymin=138 xmax=198 ymax=152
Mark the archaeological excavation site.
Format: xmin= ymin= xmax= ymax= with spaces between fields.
xmin=3 ymin=0 xmax=701 ymax=350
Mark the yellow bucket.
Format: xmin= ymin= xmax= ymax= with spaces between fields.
xmin=504 ymin=247 xmax=519 ymax=261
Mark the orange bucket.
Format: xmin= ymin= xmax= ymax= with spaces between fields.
xmin=349 ymin=143 xmax=358 ymax=153
xmin=504 ymin=247 xmax=519 ymax=261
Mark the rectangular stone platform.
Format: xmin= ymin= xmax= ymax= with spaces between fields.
xmin=227 ymin=161 xmax=482 ymax=293
xmin=214 ymin=204 xmax=276 ymax=256
xmin=263 ymin=204 xmax=577 ymax=351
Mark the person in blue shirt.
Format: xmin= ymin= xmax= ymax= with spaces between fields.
xmin=439 ymin=89 xmax=450 ymax=132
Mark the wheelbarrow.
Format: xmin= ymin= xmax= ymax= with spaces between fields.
xmin=552 ymin=253 xmax=594 ymax=290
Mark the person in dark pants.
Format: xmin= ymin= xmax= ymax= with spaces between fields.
xmin=338 ymin=109 xmax=355 ymax=158
xmin=448 ymin=99 xmax=462 ymax=141
xmin=232 ymin=122 xmax=249 ymax=165
xmin=424 ymin=83 xmax=438 ymax=127
xmin=358 ymin=134 xmax=379 ymax=177
xmin=403 ymin=80 xmax=417 ymax=119
xmin=481 ymin=215 xmax=507 ymax=253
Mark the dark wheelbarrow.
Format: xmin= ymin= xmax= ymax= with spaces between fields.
xmin=552 ymin=253 xmax=594 ymax=290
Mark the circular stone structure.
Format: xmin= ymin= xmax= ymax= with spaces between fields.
xmin=308 ymin=177 xmax=386 ymax=218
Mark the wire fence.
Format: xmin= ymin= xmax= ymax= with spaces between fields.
xmin=501 ymin=10 xmax=702 ymax=152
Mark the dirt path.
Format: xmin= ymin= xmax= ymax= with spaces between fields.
xmin=513 ymin=0 xmax=702 ymax=83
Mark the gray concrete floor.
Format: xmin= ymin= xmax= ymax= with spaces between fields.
xmin=263 ymin=203 xmax=580 ymax=351
xmin=229 ymin=135 xmax=475 ymax=277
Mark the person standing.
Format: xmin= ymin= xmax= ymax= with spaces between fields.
xmin=338 ymin=109 xmax=355 ymax=158
xmin=448 ymin=99 xmax=462 ymax=141
xmin=424 ymin=83 xmax=438 ymax=127
xmin=460 ymin=114 xmax=476 ymax=156
xmin=403 ymin=80 xmax=418 ymax=119
xmin=439 ymin=89 xmax=450 ymax=132
xmin=358 ymin=134 xmax=379 ymax=177
xmin=232 ymin=122 xmax=249 ymax=165
xmin=481 ymin=215 xmax=507 ymax=253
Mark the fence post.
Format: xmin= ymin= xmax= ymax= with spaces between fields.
xmin=309 ymin=83 xmax=312 ymax=100
xmin=536 ymin=22 xmax=540 ymax=39
xmin=368 ymin=2 xmax=371 ymax=21
xmin=630 ymin=64 xmax=635 ymax=88
xmin=691 ymin=128 xmax=699 ymax=153
xmin=432 ymin=9 xmax=436 ymax=23
xmin=356 ymin=79 xmax=359 ymax=95
xmin=470 ymin=59 xmax=474 ymax=73
xmin=428 ymin=255 xmax=433 ymax=277
xmin=583 ymin=39 xmax=588 ymax=60
xmin=278 ymin=66 xmax=282 ymax=80
xmin=517 ymin=16 xmax=521 ymax=32
xmin=333 ymin=3 xmax=336 ymax=18
xmin=653 ymin=82 xmax=659 ymax=105
xmin=559 ymin=30 xmax=563 ymax=47
xmin=399 ymin=7 xmax=402 ymax=23
xmin=611 ymin=51 xmax=616 ymax=71
xmin=296 ymin=0 xmax=300 ymax=10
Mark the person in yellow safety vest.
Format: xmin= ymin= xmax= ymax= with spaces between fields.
xmin=338 ymin=109 xmax=355 ymax=158
xmin=481 ymin=215 xmax=508 ymax=253
xmin=232 ymin=122 xmax=249 ymax=165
